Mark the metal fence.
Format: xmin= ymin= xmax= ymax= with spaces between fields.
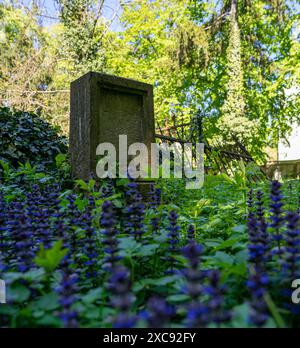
xmin=155 ymin=112 xmax=265 ymax=180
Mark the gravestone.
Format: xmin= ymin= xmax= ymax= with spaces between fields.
xmin=70 ymin=72 xmax=155 ymax=181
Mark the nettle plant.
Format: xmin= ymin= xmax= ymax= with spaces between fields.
xmin=1 ymin=171 xmax=300 ymax=328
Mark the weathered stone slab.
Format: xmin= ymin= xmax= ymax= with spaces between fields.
xmin=70 ymin=72 xmax=155 ymax=180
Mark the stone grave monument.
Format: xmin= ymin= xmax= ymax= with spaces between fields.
xmin=70 ymin=72 xmax=155 ymax=190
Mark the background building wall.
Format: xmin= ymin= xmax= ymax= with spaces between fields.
xmin=278 ymin=123 xmax=300 ymax=161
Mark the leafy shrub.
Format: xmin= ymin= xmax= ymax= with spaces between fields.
xmin=0 ymin=107 xmax=67 ymax=170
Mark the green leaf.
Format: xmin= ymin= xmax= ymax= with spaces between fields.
xmin=75 ymin=179 xmax=88 ymax=190
xmin=35 ymin=240 xmax=68 ymax=272
xmin=231 ymin=303 xmax=250 ymax=328
xmin=167 ymin=294 xmax=189 ymax=303
xmin=138 ymin=244 xmax=159 ymax=257
xmin=234 ymin=249 xmax=248 ymax=264
xmin=232 ymin=225 xmax=247 ymax=233
xmin=34 ymin=293 xmax=59 ymax=311
xmin=214 ymin=237 xmax=241 ymax=251
xmin=119 ymin=237 xmax=141 ymax=256
xmin=154 ymin=276 xmax=178 ymax=286
xmin=84 ymin=306 xmax=101 ymax=319
xmin=133 ymin=276 xmax=177 ymax=292
xmin=214 ymin=251 xmax=234 ymax=265
xmin=36 ymin=315 xmax=61 ymax=327
xmin=82 ymin=288 xmax=103 ymax=304
xmin=22 ymin=268 xmax=45 ymax=282
xmin=55 ymin=153 xmax=66 ymax=168
xmin=203 ymin=239 xmax=223 ymax=248
xmin=264 ymin=292 xmax=286 ymax=329
xmin=88 ymin=179 xmax=96 ymax=191
xmin=75 ymin=197 xmax=88 ymax=211
xmin=7 ymin=284 xmax=31 ymax=303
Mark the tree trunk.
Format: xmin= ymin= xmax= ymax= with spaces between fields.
xmin=231 ymin=0 xmax=237 ymax=18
